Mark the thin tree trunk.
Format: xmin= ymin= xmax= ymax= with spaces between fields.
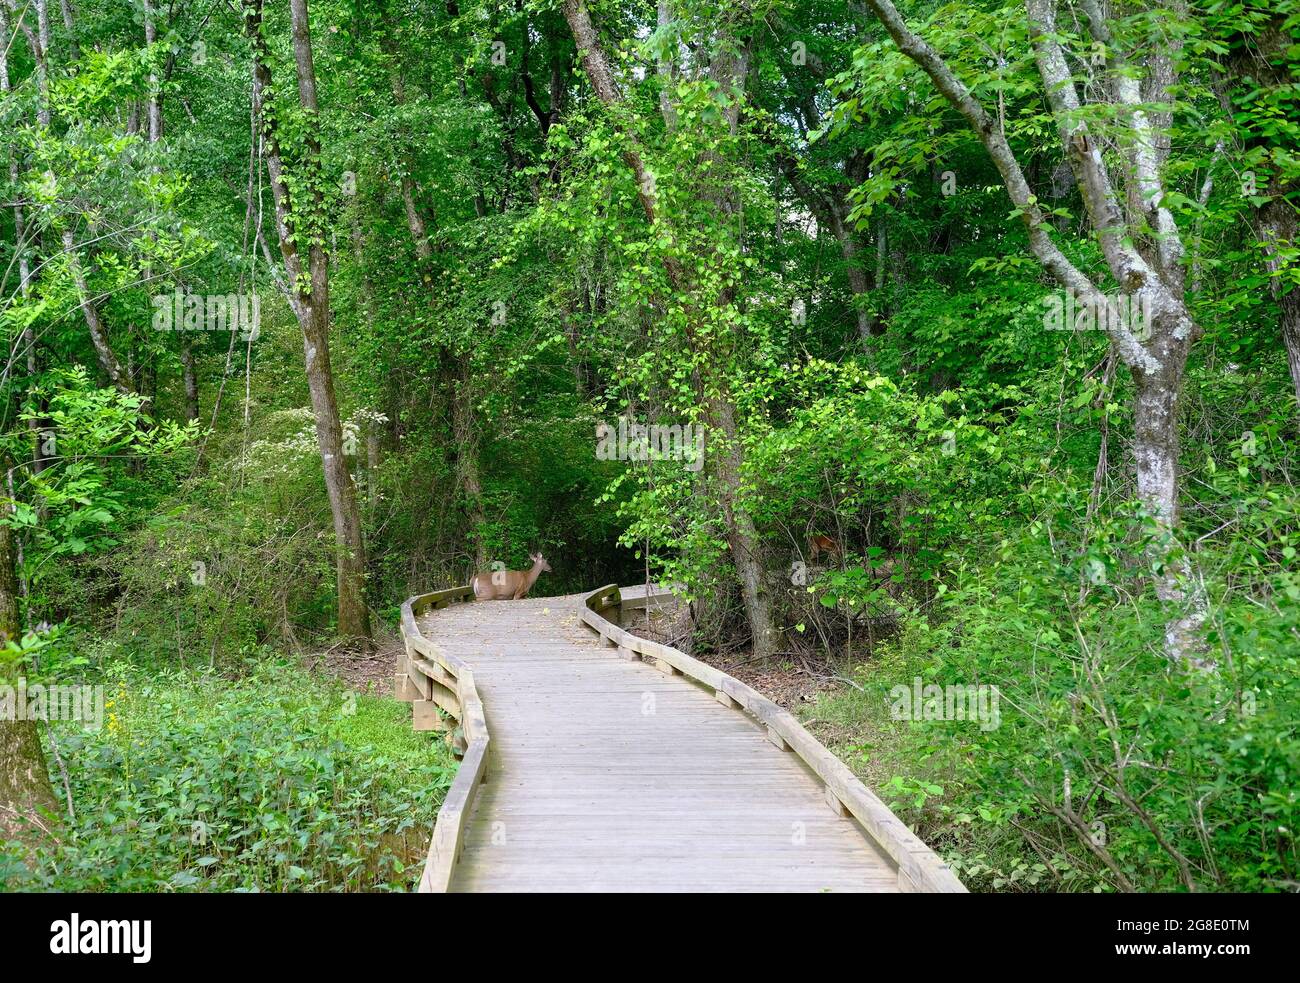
xmin=387 ymin=38 xmax=488 ymax=564
xmin=1254 ymin=174 xmax=1300 ymax=413
xmin=776 ymin=151 xmax=877 ymax=344
xmin=59 ymin=0 xmax=77 ymax=61
xmin=389 ymin=38 xmax=487 ymax=567
xmin=450 ymin=357 xmax=487 ymax=569
xmin=0 ymin=4 xmax=48 ymax=472
xmin=826 ymin=198 xmax=877 ymax=343
xmin=1221 ymin=15 xmax=1300 ymax=414
xmin=181 ymin=341 xmax=199 ymax=422
xmin=7 ymin=0 xmax=51 ymax=128
xmin=709 ymin=391 xmax=779 ymax=659
xmin=400 ymin=177 xmax=432 ymax=260
xmin=143 ymin=0 xmax=162 ymax=143
xmin=61 ymin=228 xmax=136 ymax=397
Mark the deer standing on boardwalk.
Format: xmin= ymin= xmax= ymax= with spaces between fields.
xmin=472 ymin=553 xmax=552 ymax=601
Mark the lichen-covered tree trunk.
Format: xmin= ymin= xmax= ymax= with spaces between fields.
xmin=1133 ymin=345 xmax=1206 ymax=662
xmin=864 ymin=0 xmax=1208 ymax=662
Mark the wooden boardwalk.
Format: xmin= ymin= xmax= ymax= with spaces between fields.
xmin=398 ymin=585 xmax=964 ymax=893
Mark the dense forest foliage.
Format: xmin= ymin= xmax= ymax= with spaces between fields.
xmin=1 ymin=0 xmax=1297 ymax=893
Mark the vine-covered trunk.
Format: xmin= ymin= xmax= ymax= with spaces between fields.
xmin=562 ymin=0 xmax=781 ymax=659
xmin=247 ymin=0 xmax=371 ymax=643
xmin=708 ymin=393 xmax=778 ymax=660
xmin=0 ymin=516 xmax=59 ymax=849
xmin=299 ymin=265 xmax=371 ymax=641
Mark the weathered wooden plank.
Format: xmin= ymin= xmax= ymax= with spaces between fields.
xmin=418 ymin=737 xmax=488 ymax=892
xmin=412 ymin=699 xmax=448 ymax=732
xmin=393 ymin=672 xmax=420 ymax=702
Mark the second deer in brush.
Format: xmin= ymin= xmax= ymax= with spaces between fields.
xmin=808 ymin=534 xmax=843 ymax=563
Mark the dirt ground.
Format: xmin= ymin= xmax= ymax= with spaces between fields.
xmin=308 ymin=628 xmax=402 ymax=696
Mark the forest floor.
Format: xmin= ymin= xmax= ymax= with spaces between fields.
xmin=309 ymin=630 xmax=403 ymax=696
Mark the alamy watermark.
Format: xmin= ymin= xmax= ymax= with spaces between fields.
xmin=889 ymin=676 xmax=1001 ymax=731
xmin=1042 ymin=288 xmax=1152 ymax=341
xmin=50 ymin=913 xmax=151 ymax=963
xmin=1 ymin=678 xmax=104 ymax=731
xmin=596 ymin=417 xmax=705 ymax=472
xmin=152 ymin=289 xmax=261 ymax=341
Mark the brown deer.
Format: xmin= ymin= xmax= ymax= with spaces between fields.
xmin=472 ymin=553 xmax=552 ymax=601
xmin=808 ymin=534 xmax=843 ymax=563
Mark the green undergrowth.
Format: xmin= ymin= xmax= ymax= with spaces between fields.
xmin=1 ymin=661 xmax=456 ymax=892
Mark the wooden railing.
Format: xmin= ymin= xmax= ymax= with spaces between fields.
xmin=580 ymin=584 xmax=968 ymax=893
xmin=396 ymin=585 xmax=488 ymax=893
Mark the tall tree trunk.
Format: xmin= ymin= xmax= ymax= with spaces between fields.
xmin=246 ymin=0 xmax=371 ymax=643
xmin=1235 ymin=12 xmax=1300 ymax=413
xmin=863 ymin=0 xmax=1207 ymax=662
xmin=1133 ymin=359 xmax=1206 ymax=661
xmin=143 ymin=0 xmax=162 ymax=143
xmin=1242 ymin=24 xmax=1300 ymax=412
xmin=7 ymin=0 xmax=51 ymax=127
xmin=562 ymin=0 xmax=780 ymax=659
xmin=708 ymin=392 xmax=778 ymax=658
xmin=0 ymin=3 xmax=49 ymax=472
xmin=58 ymin=0 xmax=78 ymax=62
xmin=389 ymin=39 xmax=488 ymax=567
xmin=825 ymin=196 xmax=877 ymax=343
xmin=776 ymin=152 xmax=877 ymax=344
